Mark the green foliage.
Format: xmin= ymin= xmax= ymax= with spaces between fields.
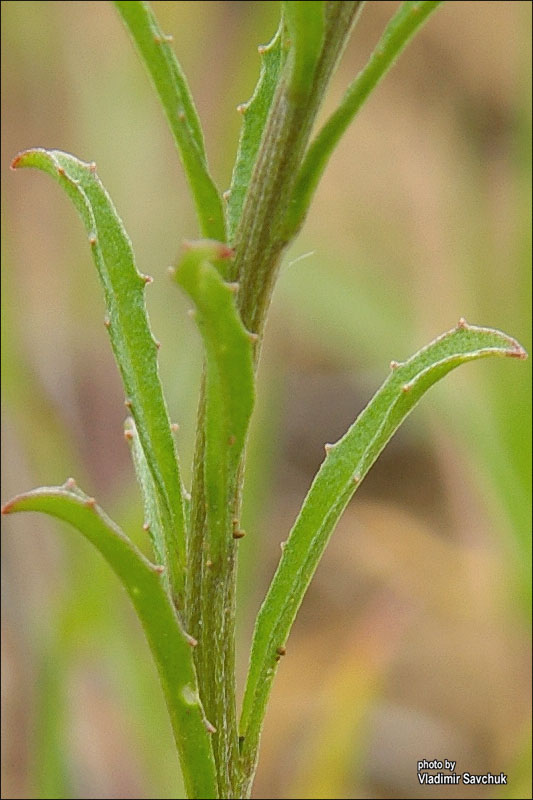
xmin=285 ymin=0 xmax=444 ymax=237
xmin=227 ymin=24 xmax=285 ymax=241
xmin=11 ymin=148 xmax=187 ymax=607
xmin=114 ymin=0 xmax=225 ymax=242
xmin=239 ymin=322 xmax=526 ymax=786
xmin=2 ymin=484 xmax=218 ymax=799
xmin=3 ymin=3 xmax=527 ymax=799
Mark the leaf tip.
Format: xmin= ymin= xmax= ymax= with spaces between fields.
xmin=390 ymin=360 xmax=400 ymax=370
xmin=508 ymin=344 xmax=528 ymax=360
xmin=142 ymin=521 xmax=150 ymax=531
xmin=10 ymin=151 xmax=28 ymax=170
xmin=204 ymin=720 xmax=217 ymax=734
xmin=1 ymin=499 xmax=15 ymax=515
xmin=64 ymin=477 xmax=77 ymax=490
xmin=457 ymin=317 xmax=468 ymax=329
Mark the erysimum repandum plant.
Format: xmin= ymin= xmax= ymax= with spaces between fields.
xmin=3 ymin=2 xmax=527 ymax=798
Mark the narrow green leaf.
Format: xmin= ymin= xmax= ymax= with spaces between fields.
xmin=173 ymin=240 xmax=255 ymax=554
xmin=227 ymin=23 xmax=285 ymax=242
xmin=124 ymin=416 xmax=166 ymax=568
xmin=240 ymin=322 xmax=527 ymax=777
xmin=114 ymin=0 xmax=226 ymax=242
xmin=172 ymin=241 xmax=255 ymax=793
xmin=285 ymin=0 xmax=443 ymax=237
xmin=12 ymin=148 xmax=186 ymax=605
xmin=2 ymin=484 xmax=218 ymax=800
xmin=283 ymin=1 xmax=325 ymax=101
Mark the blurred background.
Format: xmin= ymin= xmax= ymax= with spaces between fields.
xmin=1 ymin=1 xmax=531 ymax=798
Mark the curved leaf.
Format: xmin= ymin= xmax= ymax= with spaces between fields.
xmin=285 ymin=1 xmax=443 ymax=237
xmin=114 ymin=0 xmax=226 ymax=242
xmin=239 ymin=322 xmax=527 ymax=780
xmin=11 ymin=148 xmax=186 ymax=605
xmin=227 ymin=23 xmax=285 ymax=242
xmin=174 ymin=241 xmax=255 ymax=515
xmin=1 ymin=484 xmax=217 ymax=800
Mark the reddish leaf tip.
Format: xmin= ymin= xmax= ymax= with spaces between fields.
xmin=10 ymin=152 xmax=26 ymax=170
xmin=508 ymin=345 xmax=528 ymax=360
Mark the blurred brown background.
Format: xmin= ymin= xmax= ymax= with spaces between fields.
xmin=1 ymin=2 xmax=531 ymax=798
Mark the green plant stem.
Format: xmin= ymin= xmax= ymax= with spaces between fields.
xmin=230 ymin=0 xmax=364 ymax=339
xmin=184 ymin=7 xmax=364 ymax=796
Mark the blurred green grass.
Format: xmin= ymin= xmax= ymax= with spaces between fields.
xmin=1 ymin=2 xmax=531 ymax=798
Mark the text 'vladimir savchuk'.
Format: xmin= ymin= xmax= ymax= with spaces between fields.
xmin=417 ymin=760 xmax=507 ymax=786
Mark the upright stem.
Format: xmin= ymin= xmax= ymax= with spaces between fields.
xmin=187 ymin=5 xmax=363 ymax=797
xmin=232 ymin=1 xmax=364 ymax=338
